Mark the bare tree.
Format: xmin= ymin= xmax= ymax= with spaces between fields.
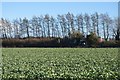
xmin=57 ymin=15 xmax=67 ymax=37
xmin=91 ymin=14 xmax=96 ymax=34
xmin=4 ymin=19 xmax=12 ymax=38
xmin=55 ymin=21 xmax=60 ymax=37
xmin=0 ymin=12 xmax=119 ymax=41
xmin=44 ymin=14 xmax=50 ymax=37
xmin=105 ymin=14 xmax=112 ymax=40
xmin=31 ymin=16 xmax=39 ymax=37
xmin=37 ymin=16 xmax=43 ymax=37
xmin=0 ymin=19 xmax=2 ymax=38
xmin=100 ymin=13 xmax=112 ymax=41
xmin=22 ymin=17 xmax=30 ymax=38
xmin=84 ymin=13 xmax=91 ymax=35
xmin=13 ymin=19 xmax=21 ymax=38
xmin=66 ymin=12 xmax=75 ymax=36
xmin=1 ymin=18 xmax=7 ymax=38
xmin=41 ymin=16 xmax=46 ymax=37
xmin=76 ymin=14 xmax=84 ymax=35
xmin=113 ymin=18 xmax=120 ymax=40
xmin=95 ymin=12 xmax=99 ymax=37
xmin=50 ymin=16 xmax=56 ymax=37
xmin=18 ymin=18 xmax=26 ymax=38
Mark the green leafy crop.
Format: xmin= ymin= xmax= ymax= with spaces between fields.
xmin=2 ymin=48 xmax=120 ymax=80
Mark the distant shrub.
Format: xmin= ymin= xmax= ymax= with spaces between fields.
xmin=2 ymin=38 xmax=58 ymax=47
xmin=100 ymin=40 xmax=120 ymax=47
xmin=1 ymin=36 xmax=120 ymax=48
xmin=70 ymin=31 xmax=83 ymax=39
xmin=86 ymin=32 xmax=99 ymax=47
xmin=70 ymin=31 xmax=84 ymax=46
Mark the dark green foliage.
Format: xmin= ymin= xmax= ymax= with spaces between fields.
xmin=100 ymin=41 xmax=120 ymax=47
xmin=1 ymin=37 xmax=120 ymax=47
xmin=70 ymin=31 xmax=84 ymax=46
xmin=86 ymin=32 xmax=99 ymax=47
xmin=2 ymin=38 xmax=59 ymax=47
xmin=2 ymin=48 xmax=120 ymax=79
xmin=70 ymin=31 xmax=83 ymax=39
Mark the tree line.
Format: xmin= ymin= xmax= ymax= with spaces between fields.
xmin=0 ymin=12 xmax=120 ymax=40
